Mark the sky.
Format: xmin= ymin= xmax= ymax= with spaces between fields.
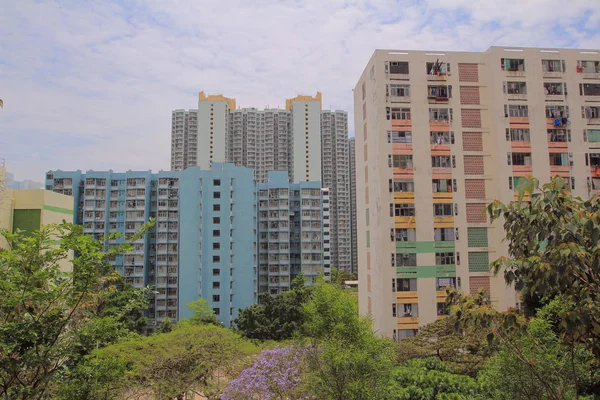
xmin=1 ymin=0 xmax=599 ymax=182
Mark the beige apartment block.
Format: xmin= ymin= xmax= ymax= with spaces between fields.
xmin=353 ymin=46 xmax=600 ymax=339
xmin=0 ymin=164 xmax=74 ymax=271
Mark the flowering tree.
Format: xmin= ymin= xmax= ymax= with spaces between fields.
xmin=222 ymin=346 xmax=310 ymax=400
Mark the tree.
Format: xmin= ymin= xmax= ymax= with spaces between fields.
xmin=234 ymin=273 xmax=311 ymax=341
xmin=478 ymin=305 xmax=599 ymax=400
xmin=156 ymin=317 xmax=174 ymax=334
xmin=395 ymin=316 xmax=493 ymax=377
xmin=388 ymin=358 xmax=480 ymax=399
xmin=187 ymin=298 xmax=222 ymax=326
xmin=302 ymin=278 xmax=395 ymax=400
xmin=487 ymin=176 xmax=600 ymax=361
xmin=221 ymin=345 xmax=310 ymax=400
xmin=83 ymin=323 xmax=257 ymax=399
xmin=0 ymin=222 xmax=151 ymax=400
xmin=329 ymin=266 xmax=357 ymax=288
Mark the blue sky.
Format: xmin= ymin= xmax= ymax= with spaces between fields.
xmin=1 ymin=0 xmax=599 ymax=182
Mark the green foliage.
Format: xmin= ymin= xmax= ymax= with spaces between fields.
xmin=0 ymin=222 xmax=152 ymax=400
xmin=396 ymin=317 xmax=492 ymax=377
xmin=487 ymin=176 xmax=600 ymax=360
xmin=302 ymin=278 xmax=395 ymax=400
xmin=388 ymin=358 xmax=480 ymax=399
xmin=234 ymin=273 xmax=311 ymax=341
xmin=71 ymin=323 xmax=257 ymax=399
xmin=156 ymin=317 xmax=174 ymax=333
xmin=329 ymin=266 xmax=357 ymax=287
xmin=187 ymin=298 xmax=222 ymax=326
xmin=478 ymin=308 xmax=599 ymax=400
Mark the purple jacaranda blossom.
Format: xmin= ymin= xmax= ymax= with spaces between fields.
xmin=221 ymin=345 xmax=311 ymax=400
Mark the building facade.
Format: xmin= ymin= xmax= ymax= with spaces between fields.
xmin=257 ymin=171 xmax=330 ymax=295
xmin=353 ymin=46 xmax=600 ymax=340
xmin=45 ymin=164 xmax=257 ymax=328
xmin=172 ymin=92 xmax=354 ymax=272
xmin=348 ymin=137 xmax=358 ymax=275
xmin=321 ymin=110 xmax=351 ymax=272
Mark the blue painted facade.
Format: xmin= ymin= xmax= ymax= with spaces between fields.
xmin=178 ymin=164 xmax=257 ymax=326
xmin=46 ymin=163 xmax=257 ymax=328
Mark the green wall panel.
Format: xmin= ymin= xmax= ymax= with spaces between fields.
xmin=468 ymin=252 xmax=490 ymax=272
xmin=13 ymin=209 xmax=41 ymax=235
xmin=467 ymin=228 xmax=488 ymax=247
xmin=397 ymin=265 xmax=456 ymax=278
xmin=43 ymin=204 xmax=73 ymax=216
xmin=396 ymin=241 xmax=455 ymax=254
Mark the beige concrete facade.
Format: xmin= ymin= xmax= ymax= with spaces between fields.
xmin=0 ymin=168 xmax=74 ymax=271
xmin=354 ymin=46 xmax=600 ymax=339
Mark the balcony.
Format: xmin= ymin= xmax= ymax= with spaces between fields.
xmin=550 ymin=165 xmax=570 ymax=176
xmin=436 ymin=290 xmax=449 ymax=301
xmin=433 ymin=192 xmax=453 ymax=201
xmin=433 ymin=216 xmax=454 ymax=227
xmin=394 ymin=192 xmax=415 ymax=200
xmin=398 ymin=316 xmax=419 ymax=324
xmin=509 ymin=116 xmax=529 ymax=125
xmin=396 ymin=291 xmax=418 ymax=301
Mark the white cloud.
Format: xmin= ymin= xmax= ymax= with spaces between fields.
xmin=0 ymin=0 xmax=599 ymax=181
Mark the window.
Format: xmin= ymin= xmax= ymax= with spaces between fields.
xmin=587 ymin=129 xmax=600 ymax=143
xmin=426 ymin=61 xmax=449 ymax=75
xmin=212 ymin=295 xmax=220 ymax=302
xmin=213 ymin=308 xmax=220 ymax=316
xmin=511 ymin=153 xmax=532 ymax=166
xmin=392 ymin=155 xmax=413 ymax=168
xmin=505 ymin=104 xmax=529 ymax=118
xmin=583 ymin=106 xmax=600 ymax=119
xmin=213 ymin=179 xmax=221 ymax=186
xmin=387 ymin=107 xmax=411 ymax=120
xmin=578 ymin=60 xmax=600 ymax=73
xmin=430 ymin=131 xmax=453 ymax=145
xmin=433 ymin=204 xmax=453 ymax=216
xmin=432 ymin=179 xmax=453 ymax=193
xmin=506 ymin=128 xmax=530 ymax=142
xmin=390 ymin=179 xmax=415 ymax=192
xmin=213 ymin=192 xmax=221 ymax=199
xmin=501 ymin=58 xmax=525 ymax=72
xmin=213 ymin=217 xmax=220 ymax=224
xmin=213 ymin=242 xmax=220 ymax=250
xmin=431 ymin=156 xmax=451 ymax=168
xmin=544 ymin=82 xmax=565 ymax=95
xmin=213 ymin=230 xmax=220 ymax=237
xmin=504 ymin=81 xmax=527 ymax=94
xmin=429 ymin=108 xmax=452 ymax=121
xmin=542 ymin=59 xmax=564 ymax=72
xmin=388 ymin=61 xmax=409 ymax=74
xmin=392 ymin=203 xmax=415 ymax=217
xmin=387 ymin=84 xmax=410 ymax=97
xmin=395 ymin=253 xmax=417 ymax=267
xmin=213 ymin=204 xmax=220 ymax=212
xmin=434 ymin=228 xmax=455 ymax=242
xmin=212 ymin=281 xmax=220 ymax=289
xmin=436 ymin=277 xmax=457 ymax=291
xmin=212 ymin=268 xmax=220 ymax=276
xmin=546 ymin=105 xmax=568 ymax=119
xmin=437 ymin=302 xmax=449 ymax=316
xmin=397 ymin=278 xmax=417 ymax=292
xmin=580 ymin=83 xmax=600 ymax=96
xmin=547 ymin=129 xmax=570 ymax=143
xmin=212 ymin=255 xmax=220 ymax=263
xmin=387 ymin=131 xmax=412 ymax=144
xmin=427 ymin=85 xmax=451 ymax=99
xmin=549 ymin=153 xmax=569 ymax=166
xmin=436 ymin=252 xmax=455 ymax=265
xmin=400 ymin=303 xmax=418 ymax=317
xmin=391 ymin=228 xmax=416 ymax=242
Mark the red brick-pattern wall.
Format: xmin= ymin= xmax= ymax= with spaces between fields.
xmin=368 ymin=296 xmax=372 ymax=313
xmin=363 ymin=143 xmax=368 ymax=162
xmin=464 ymin=155 xmax=485 ymax=175
xmin=466 ymin=203 xmax=487 ymax=223
xmin=364 ymin=122 xmax=367 ymax=141
xmin=460 ymin=86 xmax=480 ymax=105
xmin=469 ymin=276 xmax=491 ymax=296
xmin=462 ymin=132 xmax=483 ymax=151
xmin=364 ymin=165 xmax=368 ymax=183
xmin=465 ymin=179 xmax=486 ymax=199
xmin=365 ymin=186 xmax=369 ymax=204
xmin=458 ymin=63 xmax=479 ymax=82
xmin=367 ymin=274 xmax=371 ymax=292
xmin=461 ymin=109 xmax=482 ymax=128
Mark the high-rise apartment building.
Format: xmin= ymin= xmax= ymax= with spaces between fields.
xmin=321 ymin=110 xmax=351 ymax=271
xmin=172 ymin=92 xmax=354 ymax=272
xmin=348 ymin=137 xmax=358 ymax=274
xmin=171 ymin=109 xmax=198 ymax=171
xmin=354 ymin=46 xmax=600 ymax=340
xmin=45 ymin=164 xmax=257 ymax=328
xmin=257 ymin=171 xmax=330 ymax=295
